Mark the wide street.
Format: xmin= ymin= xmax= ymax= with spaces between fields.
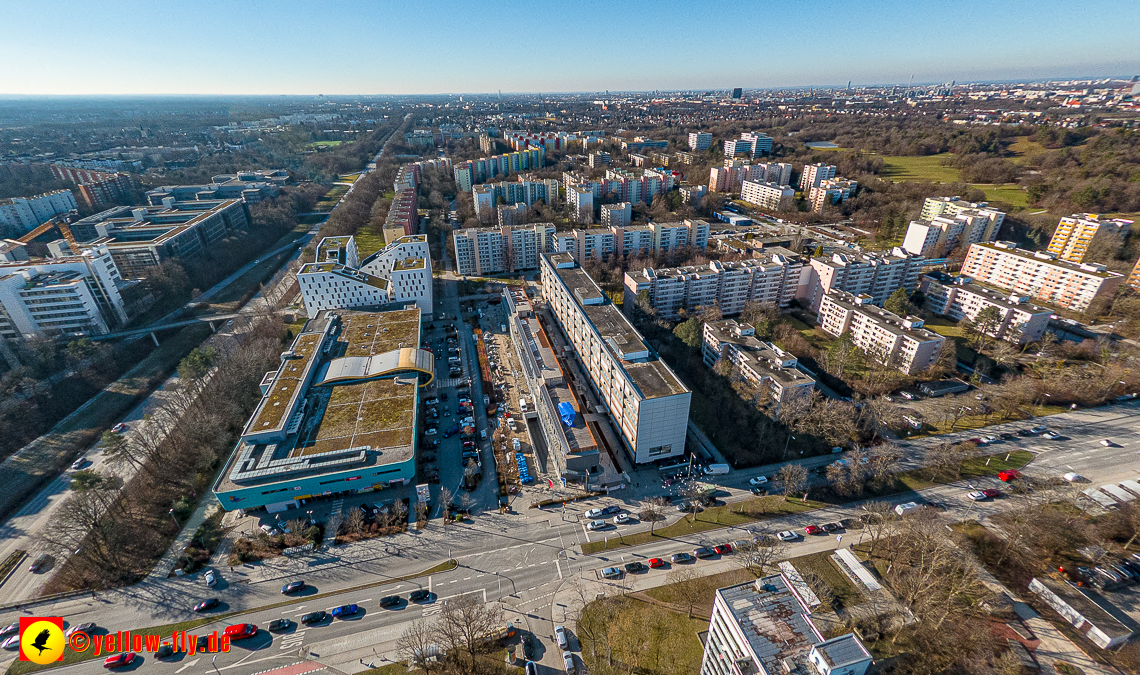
xmin=1 ymin=394 xmax=1138 ymax=674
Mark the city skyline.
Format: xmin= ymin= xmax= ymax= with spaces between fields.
xmin=1 ymin=0 xmax=1137 ymax=96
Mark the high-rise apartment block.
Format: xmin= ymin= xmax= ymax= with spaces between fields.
xmin=50 ymin=165 xmax=142 ymax=210
xmin=959 ymin=242 xmax=1124 ymax=312
xmin=688 ymin=132 xmax=712 ymax=150
xmin=452 ymin=147 xmax=545 ymax=192
xmin=1046 ymin=213 xmax=1133 ymax=263
xmin=700 ymin=575 xmax=871 ymax=675
xmin=818 ymin=291 xmax=945 ymax=374
xmin=568 ymin=186 xmax=594 ymax=224
xmin=920 ymin=272 xmax=1051 ymax=343
xmin=588 ymin=152 xmax=612 ymax=168
xmin=920 ymin=196 xmax=1007 ymax=232
xmin=0 ymin=190 xmax=78 ymax=237
xmin=497 ymin=203 xmax=528 ymax=227
xmin=620 ymin=138 xmax=669 ymax=152
xmin=680 ymin=184 xmax=707 ymax=205
xmin=798 ymin=163 xmax=837 ymax=191
xmin=624 ymin=247 xmax=808 ymax=318
xmin=548 ymin=220 xmax=709 ymax=266
xmin=723 ymin=132 xmax=773 ymax=158
xmin=740 ymin=180 xmax=795 ymax=211
xmin=600 ymin=202 xmax=631 ymax=228
xmin=701 ymin=320 xmax=815 ymax=404
xmin=541 ymin=253 xmax=690 ymax=464
xmin=472 ymin=177 xmax=559 ymax=223
xmin=808 ymin=178 xmax=857 ymax=213
xmin=452 ymin=224 xmax=555 ymax=276
xmin=806 ymin=249 xmax=931 ymax=311
xmin=0 ymin=241 xmax=128 ymax=341
xmin=902 ymin=208 xmax=1005 ymax=259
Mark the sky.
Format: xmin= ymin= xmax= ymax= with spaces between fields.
xmin=1 ymin=0 xmax=1138 ymax=96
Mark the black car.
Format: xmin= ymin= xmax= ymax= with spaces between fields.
xmin=820 ymin=522 xmax=842 ymax=533
xmin=154 ymin=644 xmax=174 ymax=659
xmin=268 ymin=619 xmax=293 ymax=632
xmin=379 ymin=595 xmax=402 ymax=608
xmin=301 ymin=611 xmax=328 ymax=625
xmin=281 ymin=580 xmax=306 ymax=594
xmin=409 ymin=589 xmax=432 ymax=603
xmin=193 ymin=598 xmax=219 ymax=612
xmin=1018 ymin=428 xmax=1035 ymax=436
xmin=1000 ymin=432 xmax=1015 ymax=440
xmin=441 ymin=393 xmax=449 ymax=401
xmin=601 ymin=505 xmax=622 ymax=515
xmin=624 ymin=561 xmax=647 ymax=573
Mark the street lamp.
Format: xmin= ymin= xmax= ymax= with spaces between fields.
xmin=781 ymin=435 xmax=796 ymax=460
xmin=212 ymin=655 xmax=220 ymax=675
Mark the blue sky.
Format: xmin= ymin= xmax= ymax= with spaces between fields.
xmin=1 ymin=0 xmax=1138 ymax=95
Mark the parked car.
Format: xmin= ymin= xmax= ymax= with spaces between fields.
xmin=409 ymin=589 xmax=432 ymax=603
xmin=111 ymin=423 xmax=127 ymax=433
xmin=204 ymin=569 xmax=218 ymax=587
xmin=331 ymin=604 xmax=359 ymax=618
xmin=648 ymin=558 xmax=666 ymax=568
xmin=624 ymin=561 xmax=647 ymax=573
xmin=584 ymin=507 xmax=604 ymax=519
xmin=804 ymin=525 xmax=823 ymax=535
xmin=1 ymin=636 xmax=18 ymax=651
xmin=749 ymin=476 xmax=768 ymax=487
xmin=260 ymin=524 xmax=280 ymax=536
xmin=563 ymin=651 xmax=576 ymax=674
xmin=71 ymin=458 xmax=89 ymax=470
xmin=776 ymin=530 xmax=801 ymax=542
xmin=29 ymin=554 xmax=54 ymax=573
xmin=967 ymin=491 xmax=990 ymax=501
xmin=670 ymin=552 xmax=694 ymax=564
xmin=64 ymin=623 xmax=95 ymax=638
xmin=281 ymin=580 xmax=306 ymax=594
xmin=613 ymin=514 xmax=631 ymax=525
xmin=586 ymin=519 xmax=608 ymax=531
xmin=601 ymin=567 xmax=622 ymax=579
xmin=998 ymin=470 xmax=1022 ymax=482
xmin=981 ymin=488 xmax=1001 ymax=498
xmin=1042 ymin=431 xmax=1060 ymax=440
xmin=554 ymin=625 xmax=568 ymax=649
xmin=820 ymin=522 xmax=843 ymax=533
xmin=301 ymin=611 xmax=328 ymax=625
xmin=154 ymin=644 xmax=175 ymax=659
xmin=750 ymin=486 xmax=767 ymax=495
xmin=713 ymin=544 xmax=732 ymax=555
xmin=894 ymin=502 xmax=921 ymax=516
xmin=268 ymin=619 xmax=293 ymax=632
xmin=103 ymin=653 xmax=136 ymax=669
xmin=193 ymin=598 xmax=219 ymax=612
xmin=693 ymin=547 xmax=716 ymax=559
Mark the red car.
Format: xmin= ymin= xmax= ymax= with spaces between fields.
xmin=998 ymin=470 xmax=1022 ymax=482
xmin=804 ymin=525 xmax=822 ymax=535
xmin=967 ymin=438 xmax=983 ymax=445
xmin=223 ymin=623 xmax=258 ymax=639
xmin=981 ymin=488 xmax=1001 ymax=498
xmin=713 ymin=544 xmax=732 ymax=555
xmin=648 ymin=557 xmax=666 ymax=568
xmin=103 ymin=653 xmax=136 ymax=669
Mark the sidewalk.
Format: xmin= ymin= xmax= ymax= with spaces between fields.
xmin=149 ymin=494 xmax=220 ymax=579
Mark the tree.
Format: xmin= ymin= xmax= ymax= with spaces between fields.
xmin=665 ymin=567 xmax=703 ymax=618
xmin=736 ymin=537 xmax=788 ymax=577
xmin=100 ymin=430 xmax=142 ymax=470
xmin=435 ymin=593 xmax=504 ymax=671
xmin=70 ymin=470 xmax=108 ymax=492
xmin=638 ymin=497 xmax=670 ymax=533
xmin=345 ymin=508 xmax=365 ymax=534
xmin=673 ymin=318 xmax=702 ymax=348
xmin=778 ymin=463 xmax=809 ymax=501
xmin=178 ymin=346 xmax=216 ymax=382
xmin=396 ymin=618 xmax=438 ymax=674
xmin=884 ymin=288 xmax=914 ymax=316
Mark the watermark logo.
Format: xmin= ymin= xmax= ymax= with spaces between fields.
xmin=19 ymin=617 xmax=64 ymax=664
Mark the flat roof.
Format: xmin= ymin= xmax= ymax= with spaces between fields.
xmin=215 ymin=308 xmax=422 ymax=494
xmin=546 ymin=254 xmax=687 ymax=399
xmin=824 ymin=291 xmax=944 ymax=343
xmin=924 ymin=271 xmax=1051 ymax=315
xmin=975 ymin=242 xmax=1120 ymax=279
xmin=717 ymin=576 xmax=821 ymax=672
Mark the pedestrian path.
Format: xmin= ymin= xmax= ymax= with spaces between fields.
xmin=149 ymin=494 xmax=220 ymax=579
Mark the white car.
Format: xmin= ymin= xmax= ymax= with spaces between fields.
xmin=260 ymin=524 xmax=280 ymax=536
xmin=1099 ymin=439 xmax=1113 ymax=447
xmin=584 ymin=508 xmax=604 ymax=519
xmin=613 ymin=514 xmax=631 ymax=525
xmin=205 ymin=569 xmax=218 ymax=587
xmin=982 ymin=435 xmax=999 ymax=444
xmin=424 ymin=428 xmax=437 ymax=436
xmin=0 ymin=623 xmax=16 ymax=638
xmin=748 ymin=476 xmax=768 ymax=487
xmin=1062 ymin=472 xmax=1084 ymax=482
xmin=776 ymin=530 xmax=800 ymax=542
xmin=967 ymin=491 xmax=989 ymax=501
xmin=554 ymin=625 xmax=568 ymax=649
xmin=586 ymin=520 xmax=607 ymax=531
xmin=1042 ymin=431 xmax=1060 ymax=440
xmin=2 ymin=635 xmax=19 ymax=651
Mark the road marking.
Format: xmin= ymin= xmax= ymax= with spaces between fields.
xmin=449 ymin=579 xmax=458 ymax=583
xmin=556 ymin=559 xmax=563 ymax=580
xmin=176 ymin=659 xmax=200 ymax=673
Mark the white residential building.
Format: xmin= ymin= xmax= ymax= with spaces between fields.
xmin=920 ymin=196 xmax=1007 ymax=235
xmin=600 ymin=202 xmax=631 ymax=228
xmin=299 ymin=234 xmax=433 ymax=317
xmin=0 ymin=243 xmax=128 ymax=341
xmin=653 ymin=219 xmax=709 ymax=253
xmin=818 ymin=291 xmax=945 ymax=375
xmin=799 ymin=163 xmax=837 ymax=191
xmin=624 ymin=248 xmax=809 ymax=318
xmin=808 ymin=178 xmax=857 ymax=213
xmin=903 ymin=203 xmax=1005 ymax=258
xmin=740 ymin=181 xmax=794 ymax=211
xmin=959 ymin=241 xmax=1125 ymax=312
xmin=680 ymin=184 xmax=707 ymax=205
xmin=920 ymin=272 xmax=1051 ymax=343
xmin=805 ymin=249 xmax=932 ymax=311
xmin=541 ymin=253 xmax=691 ymax=464
xmin=702 ymin=320 xmax=815 ymax=404
xmin=700 ymin=575 xmax=871 ymax=675
xmin=452 ymin=224 xmax=555 ymax=276
xmin=688 ymin=132 xmax=712 ymax=150
xmin=0 ymin=190 xmax=78 ymax=237
xmin=568 ymin=186 xmax=594 ymax=224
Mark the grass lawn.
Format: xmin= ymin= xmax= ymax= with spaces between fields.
xmin=921 ymin=315 xmax=964 ymax=338
xmin=787 ymin=549 xmax=861 ymax=611
xmin=645 ymin=568 xmax=755 ymax=607
xmin=336 ymin=172 xmax=360 ymax=183
xmin=879 ymin=154 xmax=960 ymax=182
xmin=581 ymin=496 xmax=827 ymax=554
xmin=354 ymin=230 xmax=387 ymax=258
xmin=904 ymin=406 xmax=1067 ymax=439
xmin=309 ymin=140 xmax=345 ymax=148
xmin=891 ymin=450 xmax=1034 ymax=493
xmin=579 ymin=597 xmax=706 ymax=675
xmin=781 ymin=315 xmax=813 ymax=332
xmin=315 ymin=185 xmax=349 ymax=211
xmin=975 ymin=183 xmax=1028 ymax=209
xmin=1007 ymin=136 xmax=1049 ymax=164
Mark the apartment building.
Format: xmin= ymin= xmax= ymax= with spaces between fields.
xmin=688 ymin=132 xmax=712 ymax=150
xmin=404 ymin=129 xmax=435 ymax=146
xmin=1046 ymin=213 xmax=1133 ymax=263
xmin=920 ymin=196 xmax=1007 ymax=235
xmin=600 ymin=202 xmax=631 ymax=228
xmin=920 ymin=271 xmax=1051 ymax=343
xmin=702 ymin=320 xmax=815 ymax=404
xmin=452 ymin=147 xmax=545 ymax=191
xmin=588 ymin=152 xmax=612 ymax=167
xmin=805 ymin=249 xmax=932 ymax=311
xmin=0 ymin=242 xmax=128 ymax=341
xmin=49 ymin=166 xmax=140 ymax=210
xmin=818 ymin=291 xmax=945 ymax=374
xmin=740 ymin=180 xmax=795 ymax=211
xmin=611 ymin=224 xmax=655 ymax=258
xmin=472 ymin=178 xmax=559 ymax=223
xmin=298 ymin=234 xmax=432 ymax=318
xmin=0 ymin=190 xmax=79 ymax=237
xmin=541 ymin=253 xmax=691 ymax=463
xmin=960 ymin=241 xmax=1125 ymax=312
xmin=653 ymin=219 xmax=710 ymax=252
xmin=680 ymin=184 xmax=707 ymax=205
xmin=68 ymin=199 xmax=250 ymax=279
xmin=799 ymin=163 xmax=837 ymax=191
xmin=568 ymin=186 xmax=594 ymax=224
xmin=808 ymin=178 xmax=857 ymax=213
xmin=709 ymin=166 xmax=745 ymax=193
xmin=624 ymin=248 xmax=808 ymax=318
xmin=497 ymin=203 xmax=527 ymax=227
xmin=700 ymin=575 xmax=871 ymax=675
xmin=620 ymin=138 xmax=669 ymax=152
xmin=452 ymin=223 xmax=554 ymax=276
xmin=386 ymin=188 xmax=419 ymax=236
xmin=723 ymin=132 xmax=773 ymax=158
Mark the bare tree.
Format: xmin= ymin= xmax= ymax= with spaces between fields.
xmin=345 ymin=508 xmax=365 ymax=535
xmin=638 ymin=497 xmax=670 ymax=533
xmin=435 ymin=593 xmax=504 ymax=671
xmin=396 ymin=618 xmax=439 ymax=674
xmin=326 ymin=509 xmax=344 ymax=540
xmin=735 ymin=537 xmax=788 ymax=577
xmin=665 ymin=567 xmax=703 ymax=619
xmin=439 ymin=486 xmax=454 ymax=522
xmin=778 ymin=463 xmax=809 ymax=502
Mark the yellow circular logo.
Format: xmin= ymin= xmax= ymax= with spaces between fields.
xmin=21 ymin=621 xmax=64 ymax=664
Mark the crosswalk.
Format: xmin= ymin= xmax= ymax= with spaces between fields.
xmin=437 ymin=377 xmax=468 ymax=388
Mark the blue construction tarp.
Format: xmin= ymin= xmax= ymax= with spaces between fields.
xmin=557 ymin=402 xmax=576 ymax=428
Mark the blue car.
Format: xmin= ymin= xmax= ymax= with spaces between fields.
xmin=331 ymin=604 xmax=359 ymax=618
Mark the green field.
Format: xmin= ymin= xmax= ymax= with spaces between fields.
xmin=879 ymin=154 xmax=960 ymax=182
xmin=315 ymin=184 xmax=349 ymax=211
xmin=977 ymin=183 xmax=1029 ymax=208
xmin=309 ymin=140 xmax=344 ymax=148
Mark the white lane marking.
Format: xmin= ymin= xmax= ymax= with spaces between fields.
xmin=556 ymin=560 xmax=563 ymax=580
xmin=176 ymin=659 xmax=200 ymax=673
